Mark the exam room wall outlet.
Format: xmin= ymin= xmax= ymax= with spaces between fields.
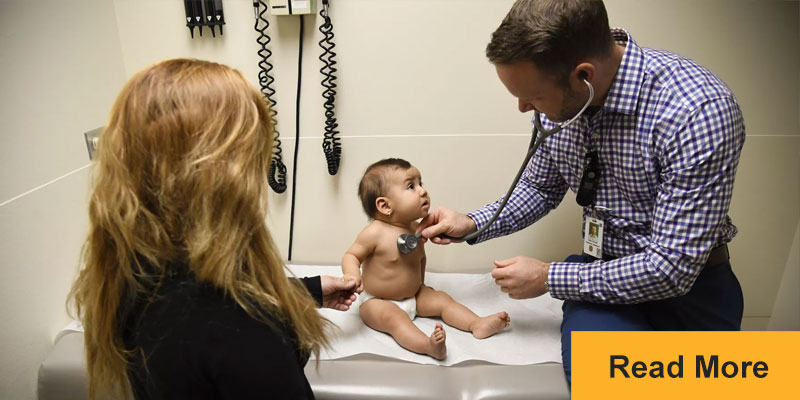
xmin=269 ymin=0 xmax=315 ymax=15
xmin=83 ymin=127 xmax=102 ymax=160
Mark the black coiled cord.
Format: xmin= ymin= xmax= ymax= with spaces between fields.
xmin=254 ymin=0 xmax=287 ymax=193
xmin=318 ymin=0 xmax=341 ymax=175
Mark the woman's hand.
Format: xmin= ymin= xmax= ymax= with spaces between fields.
xmin=320 ymin=275 xmax=359 ymax=311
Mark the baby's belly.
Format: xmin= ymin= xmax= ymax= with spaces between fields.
xmin=362 ymin=271 xmax=420 ymax=301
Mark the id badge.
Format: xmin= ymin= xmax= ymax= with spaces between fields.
xmin=583 ymin=216 xmax=604 ymax=259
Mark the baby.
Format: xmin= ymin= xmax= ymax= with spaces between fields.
xmin=342 ymin=158 xmax=510 ymax=360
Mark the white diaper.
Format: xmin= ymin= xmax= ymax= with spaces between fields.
xmin=358 ymin=291 xmax=417 ymax=320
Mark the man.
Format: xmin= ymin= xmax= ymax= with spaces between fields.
xmin=417 ymin=0 xmax=745 ymax=383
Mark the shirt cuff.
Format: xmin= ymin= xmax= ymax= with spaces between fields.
xmin=299 ymin=276 xmax=323 ymax=306
xmin=465 ymin=210 xmax=493 ymax=244
xmin=546 ymin=262 xmax=582 ymax=300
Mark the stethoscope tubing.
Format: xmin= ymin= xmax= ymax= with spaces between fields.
xmin=438 ymin=79 xmax=595 ymax=243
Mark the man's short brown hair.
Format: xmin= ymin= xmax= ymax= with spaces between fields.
xmin=358 ymin=158 xmax=412 ymax=218
xmin=486 ymin=0 xmax=614 ymax=82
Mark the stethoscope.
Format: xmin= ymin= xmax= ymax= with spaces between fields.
xmin=397 ymin=78 xmax=595 ymax=254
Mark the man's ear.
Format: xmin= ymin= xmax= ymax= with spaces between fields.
xmin=573 ymin=62 xmax=595 ymax=85
xmin=376 ymin=197 xmax=392 ymax=216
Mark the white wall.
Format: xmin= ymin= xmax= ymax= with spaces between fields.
xmin=0 ymin=0 xmax=127 ymax=399
xmin=1 ymin=0 xmax=797 ymax=398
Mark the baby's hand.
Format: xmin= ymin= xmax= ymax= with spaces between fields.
xmin=343 ymin=275 xmax=363 ymax=294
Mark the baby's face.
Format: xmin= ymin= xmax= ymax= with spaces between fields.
xmin=384 ymin=166 xmax=430 ymax=221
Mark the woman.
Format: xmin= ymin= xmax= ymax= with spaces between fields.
xmin=69 ymin=59 xmax=355 ymax=399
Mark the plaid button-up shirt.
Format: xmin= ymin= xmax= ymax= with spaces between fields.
xmin=468 ymin=29 xmax=745 ymax=304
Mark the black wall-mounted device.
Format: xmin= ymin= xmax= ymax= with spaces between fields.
xmin=184 ymin=0 xmax=225 ymax=38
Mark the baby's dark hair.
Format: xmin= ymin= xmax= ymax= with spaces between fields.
xmin=358 ymin=158 xmax=412 ymax=218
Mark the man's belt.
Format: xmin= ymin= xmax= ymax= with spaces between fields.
xmin=705 ymin=244 xmax=730 ymax=268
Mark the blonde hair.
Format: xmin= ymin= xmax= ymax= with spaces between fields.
xmin=69 ymin=59 xmax=328 ymax=399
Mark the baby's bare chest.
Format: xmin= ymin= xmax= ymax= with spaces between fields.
xmin=367 ymin=235 xmax=424 ymax=270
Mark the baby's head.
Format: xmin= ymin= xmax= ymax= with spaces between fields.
xmin=358 ymin=158 xmax=430 ymax=222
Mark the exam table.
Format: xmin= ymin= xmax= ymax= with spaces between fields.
xmin=39 ymin=331 xmax=568 ymax=399
xmin=38 ymin=266 xmax=570 ymax=399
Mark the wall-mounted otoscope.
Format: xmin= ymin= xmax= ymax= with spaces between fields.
xmin=206 ymin=0 xmax=226 ymax=37
xmin=184 ymin=0 xmax=202 ymax=37
xmin=397 ymin=78 xmax=596 ymax=255
xmin=184 ymin=0 xmax=225 ymax=38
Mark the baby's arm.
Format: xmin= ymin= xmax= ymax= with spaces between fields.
xmin=341 ymin=226 xmax=377 ymax=293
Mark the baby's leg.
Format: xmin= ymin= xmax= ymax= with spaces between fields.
xmin=416 ymin=285 xmax=510 ymax=339
xmin=360 ymin=298 xmax=446 ymax=360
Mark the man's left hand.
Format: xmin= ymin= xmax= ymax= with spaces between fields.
xmin=491 ymin=256 xmax=550 ymax=299
xmin=320 ymin=275 xmax=358 ymax=311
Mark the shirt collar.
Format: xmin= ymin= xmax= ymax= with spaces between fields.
xmin=602 ymin=28 xmax=645 ymax=116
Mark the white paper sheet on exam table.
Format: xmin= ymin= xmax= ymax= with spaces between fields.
xmin=289 ymin=265 xmax=564 ymax=367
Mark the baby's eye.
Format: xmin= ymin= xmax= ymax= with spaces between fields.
xmin=407 ymin=183 xmax=415 ymax=190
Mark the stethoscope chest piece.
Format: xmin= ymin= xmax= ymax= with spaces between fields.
xmin=397 ymin=233 xmax=422 ymax=254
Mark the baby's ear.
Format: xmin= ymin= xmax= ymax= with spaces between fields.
xmin=375 ymin=197 xmax=392 ymax=216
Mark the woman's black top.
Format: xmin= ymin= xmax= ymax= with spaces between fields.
xmin=121 ymin=264 xmax=322 ymax=400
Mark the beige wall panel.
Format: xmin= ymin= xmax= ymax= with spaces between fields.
xmin=0 ymin=169 xmax=89 ymax=400
xmin=317 ymin=0 xmax=524 ymax=136
xmin=0 ymin=0 xmax=127 ymax=202
xmin=113 ymin=0 xmax=530 ymax=140
xmin=728 ymin=135 xmax=800 ymax=317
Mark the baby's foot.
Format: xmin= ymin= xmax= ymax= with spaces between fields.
xmin=426 ymin=323 xmax=447 ymax=360
xmin=470 ymin=312 xmax=511 ymax=339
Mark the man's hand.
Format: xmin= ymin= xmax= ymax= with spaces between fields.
xmin=491 ymin=256 xmax=550 ymax=299
xmin=320 ymin=275 xmax=359 ymax=311
xmin=416 ymin=207 xmax=478 ymax=244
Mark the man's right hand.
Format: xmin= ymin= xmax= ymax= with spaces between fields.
xmin=416 ymin=207 xmax=478 ymax=245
